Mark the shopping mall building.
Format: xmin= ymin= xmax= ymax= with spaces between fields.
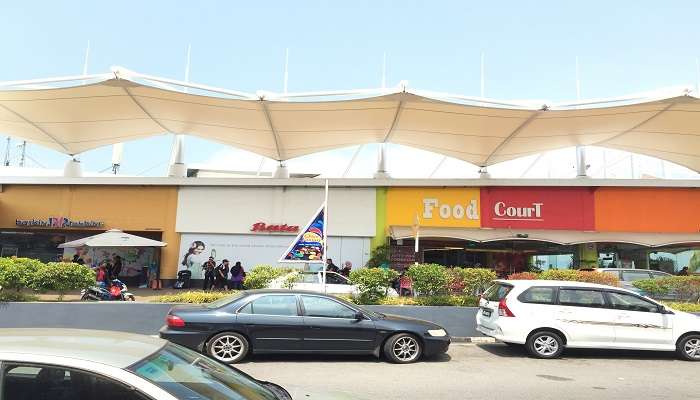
xmin=2 ymin=177 xmax=700 ymax=282
xmin=3 ymin=69 xmax=700 ymax=282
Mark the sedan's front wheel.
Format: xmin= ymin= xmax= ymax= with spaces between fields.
xmin=384 ymin=333 xmax=422 ymax=364
xmin=677 ymin=334 xmax=700 ymax=361
xmin=526 ymin=331 xmax=564 ymax=359
xmin=206 ymin=332 xmax=249 ymax=364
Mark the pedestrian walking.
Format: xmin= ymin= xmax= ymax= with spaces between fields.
xmin=229 ymin=261 xmax=246 ymax=290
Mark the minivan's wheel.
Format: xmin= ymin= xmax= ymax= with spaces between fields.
xmin=384 ymin=333 xmax=422 ymax=364
xmin=677 ymin=334 xmax=700 ymax=361
xmin=206 ymin=332 xmax=249 ymax=364
xmin=526 ymin=331 xmax=564 ymax=359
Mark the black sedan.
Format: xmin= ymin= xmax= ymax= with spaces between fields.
xmin=160 ymin=289 xmax=450 ymax=364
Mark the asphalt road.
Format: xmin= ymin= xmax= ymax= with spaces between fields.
xmin=235 ymin=343 xmax=698 ymax=400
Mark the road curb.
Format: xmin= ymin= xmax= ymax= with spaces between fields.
xmin=451 ymin=336 xmax=494 ymax=343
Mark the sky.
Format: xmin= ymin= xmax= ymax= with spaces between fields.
xmin=1 ymin=0 xmax=700 ymax=178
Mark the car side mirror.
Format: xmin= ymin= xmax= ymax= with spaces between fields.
xmin=659 ymin=306 xmax=673 ymax=315
xmin=354 ymin=311 xmax=365 ymax=320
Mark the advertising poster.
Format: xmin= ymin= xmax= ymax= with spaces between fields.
xmin=279 ymin=205 xmax=326 ymax=263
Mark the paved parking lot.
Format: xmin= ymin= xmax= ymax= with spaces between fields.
xmin=236 ymin=343 xmax=698 ymax=400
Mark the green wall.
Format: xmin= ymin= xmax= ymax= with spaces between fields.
xmin=370 ymin=187 xmax=388 ymax=250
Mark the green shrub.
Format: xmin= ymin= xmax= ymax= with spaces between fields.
xmin=634 ymin=276 xmax=700 ymax=302
xmin=459 ymin=268 xmax=497 ymax=295
xmin=281 ymin=270 xmax=303 ymax=289
xmin=0 ymin=257 xmax=40 ymax=291
xmin=349 ymin=267 xmax=399 ymax=304
xmin=537 ymin=269 xmax=619 ymax=287
xmin=539 ymin=269 xmax=581 ymax=281
xmin=151 ymin=290 xmax=238 ymax=303
xmin=663 ymin=301 xmax=700 ymax=313
xmin=446 ymin=267 xmax=465 ymax=293
xmin=406 ymin=263 xmax=449 ymax=296
xmin=0 ymin=291 xmax=39 ymax=302
xmin=243 ymin=265 xmax=288 ymax=289
xmin=378 ymin=295 xmax=478 ymax=307
xmin=666 ymin=277 xmax=700 ymax=302
xmin=507 ymin=272 xmax=538 ymax=280
xmin=365 ymin=243 xmax=390 ymax=268
xmin=632 ymin=278 xmax=670 ymax=297
xmin=32 ymin=262 xmax=96 ymax=301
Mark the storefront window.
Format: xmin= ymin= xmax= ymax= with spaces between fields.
xmin=533 ymin=254 xmax=573 ymax=271
xmin=649 ymin=250 xmax=700 ymax=274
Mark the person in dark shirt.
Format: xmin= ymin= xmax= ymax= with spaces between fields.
xmin=678 ymin=266 xmax=690 ymax=276
xmin=215 ymin=260 xmax=230 ymax=290
xmin=112 ymin=255 xmax=123 ymax=278
xmin=325 ymin=258 xmax=339 ymax=273
xmin=202 ymin=257 xmax=217 ymax=290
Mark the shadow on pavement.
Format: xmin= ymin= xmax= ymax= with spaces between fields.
xmin=239 ymin=352 xmax=451 ymax=364
xmin=477 ymin=343 xmax=679 ymax=361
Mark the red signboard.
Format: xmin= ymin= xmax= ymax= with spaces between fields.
xmin=480 ymin=187 xmax=595 ymax=230
xmin=250 ymin=222 xmax=299 ymax=233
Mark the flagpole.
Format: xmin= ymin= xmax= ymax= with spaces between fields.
xmin=323 ymin=180 xmax=329 ymax=293
xmin=413 ymin=213 xmax=420 ymax=264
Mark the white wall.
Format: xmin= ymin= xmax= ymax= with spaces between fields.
xmin=178 ymin=233 xmax=370 ymax=278
xmin=176 ymin=187 xmax=376 ymax=237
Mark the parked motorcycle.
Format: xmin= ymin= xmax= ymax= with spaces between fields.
xmin=81 ymin=279 xmax=135 ymax=301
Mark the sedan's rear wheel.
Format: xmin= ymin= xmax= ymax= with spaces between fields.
xmin=526 ymin=331 xmax=564 ymax=359
xmin=384 ymin=333 xmax=422 ymax=364
xmin=677 ymin=334 xmax=700 ymax=361
xmin=206 ymin=332 xmax=249 ymax=364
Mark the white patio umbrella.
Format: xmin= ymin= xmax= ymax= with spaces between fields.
xmin=58 ymin=229 xmax=167 ymax=248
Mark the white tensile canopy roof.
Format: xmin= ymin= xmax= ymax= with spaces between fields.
xmin=58 ymin=229 xmax=167 ymax=248
xmin=2 ymin=68 xmax=700 ymax=170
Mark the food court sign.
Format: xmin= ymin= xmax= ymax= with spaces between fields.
xmin=15 ymin=217 xmax=104 ymax=228
xmin=387 ymin=188 xmax=481 ymax=227
xmin=480 ymin=187 xmax=595 ymax=230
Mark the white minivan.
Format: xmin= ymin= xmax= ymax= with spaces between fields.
xmin=476 ymin=280 xmax=700 ymax=361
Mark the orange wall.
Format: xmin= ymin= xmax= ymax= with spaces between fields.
xmin=0 ymin=185 xmax=180 ymax=278
xmin=595 ymin=187 xmax=700 ymax=233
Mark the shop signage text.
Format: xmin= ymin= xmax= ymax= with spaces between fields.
xmin=481 ymin=187 xmax=594 ymax=230
xmin=15 ymin=217 xmax=104 ymax=228
xmin=423 ymin=199 xmax=480 ymax=221
xmin=250 ymin=222 xmax=300 ymax=233
xmin=494 ymin=201 xmax=544 ymax=221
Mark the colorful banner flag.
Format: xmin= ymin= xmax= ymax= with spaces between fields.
xmin=278 ymin=203 xmax=326 ymax=263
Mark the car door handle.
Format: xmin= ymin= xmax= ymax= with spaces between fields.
xmin=308 ymin=326 xmax=322 ymax=330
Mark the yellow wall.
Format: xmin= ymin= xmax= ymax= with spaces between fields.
xmin=386 ymin=187 xmax=481 ymax=228
xmin=0 ymin=185 xmax=180 ymax=278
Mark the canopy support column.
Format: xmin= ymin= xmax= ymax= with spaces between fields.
xmin=576 ymin=145 xmax=588 ymax=178
xmin=374 ymin=143 xmax=390 ymax=179
xmin=479 ymin=166 xmax=491 ymax=179
xmin=273 ymin=161 xmax=290 ymax=179
xmin=64 ymin=157 xmax=83 ymax=177
xmin=168 ymin=134 xmax=186 ymax=177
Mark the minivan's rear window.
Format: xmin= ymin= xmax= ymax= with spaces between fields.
xmin=483 ymin=283 xmax=512 ymax=302
xmin=518 ymin=287 xmax=556 ymax=304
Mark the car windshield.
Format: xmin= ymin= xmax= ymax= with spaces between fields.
xmin=205 ymin=293 xmax=246 ymax=309
xmin=128 ymin=343 xmax=278 ymax=400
